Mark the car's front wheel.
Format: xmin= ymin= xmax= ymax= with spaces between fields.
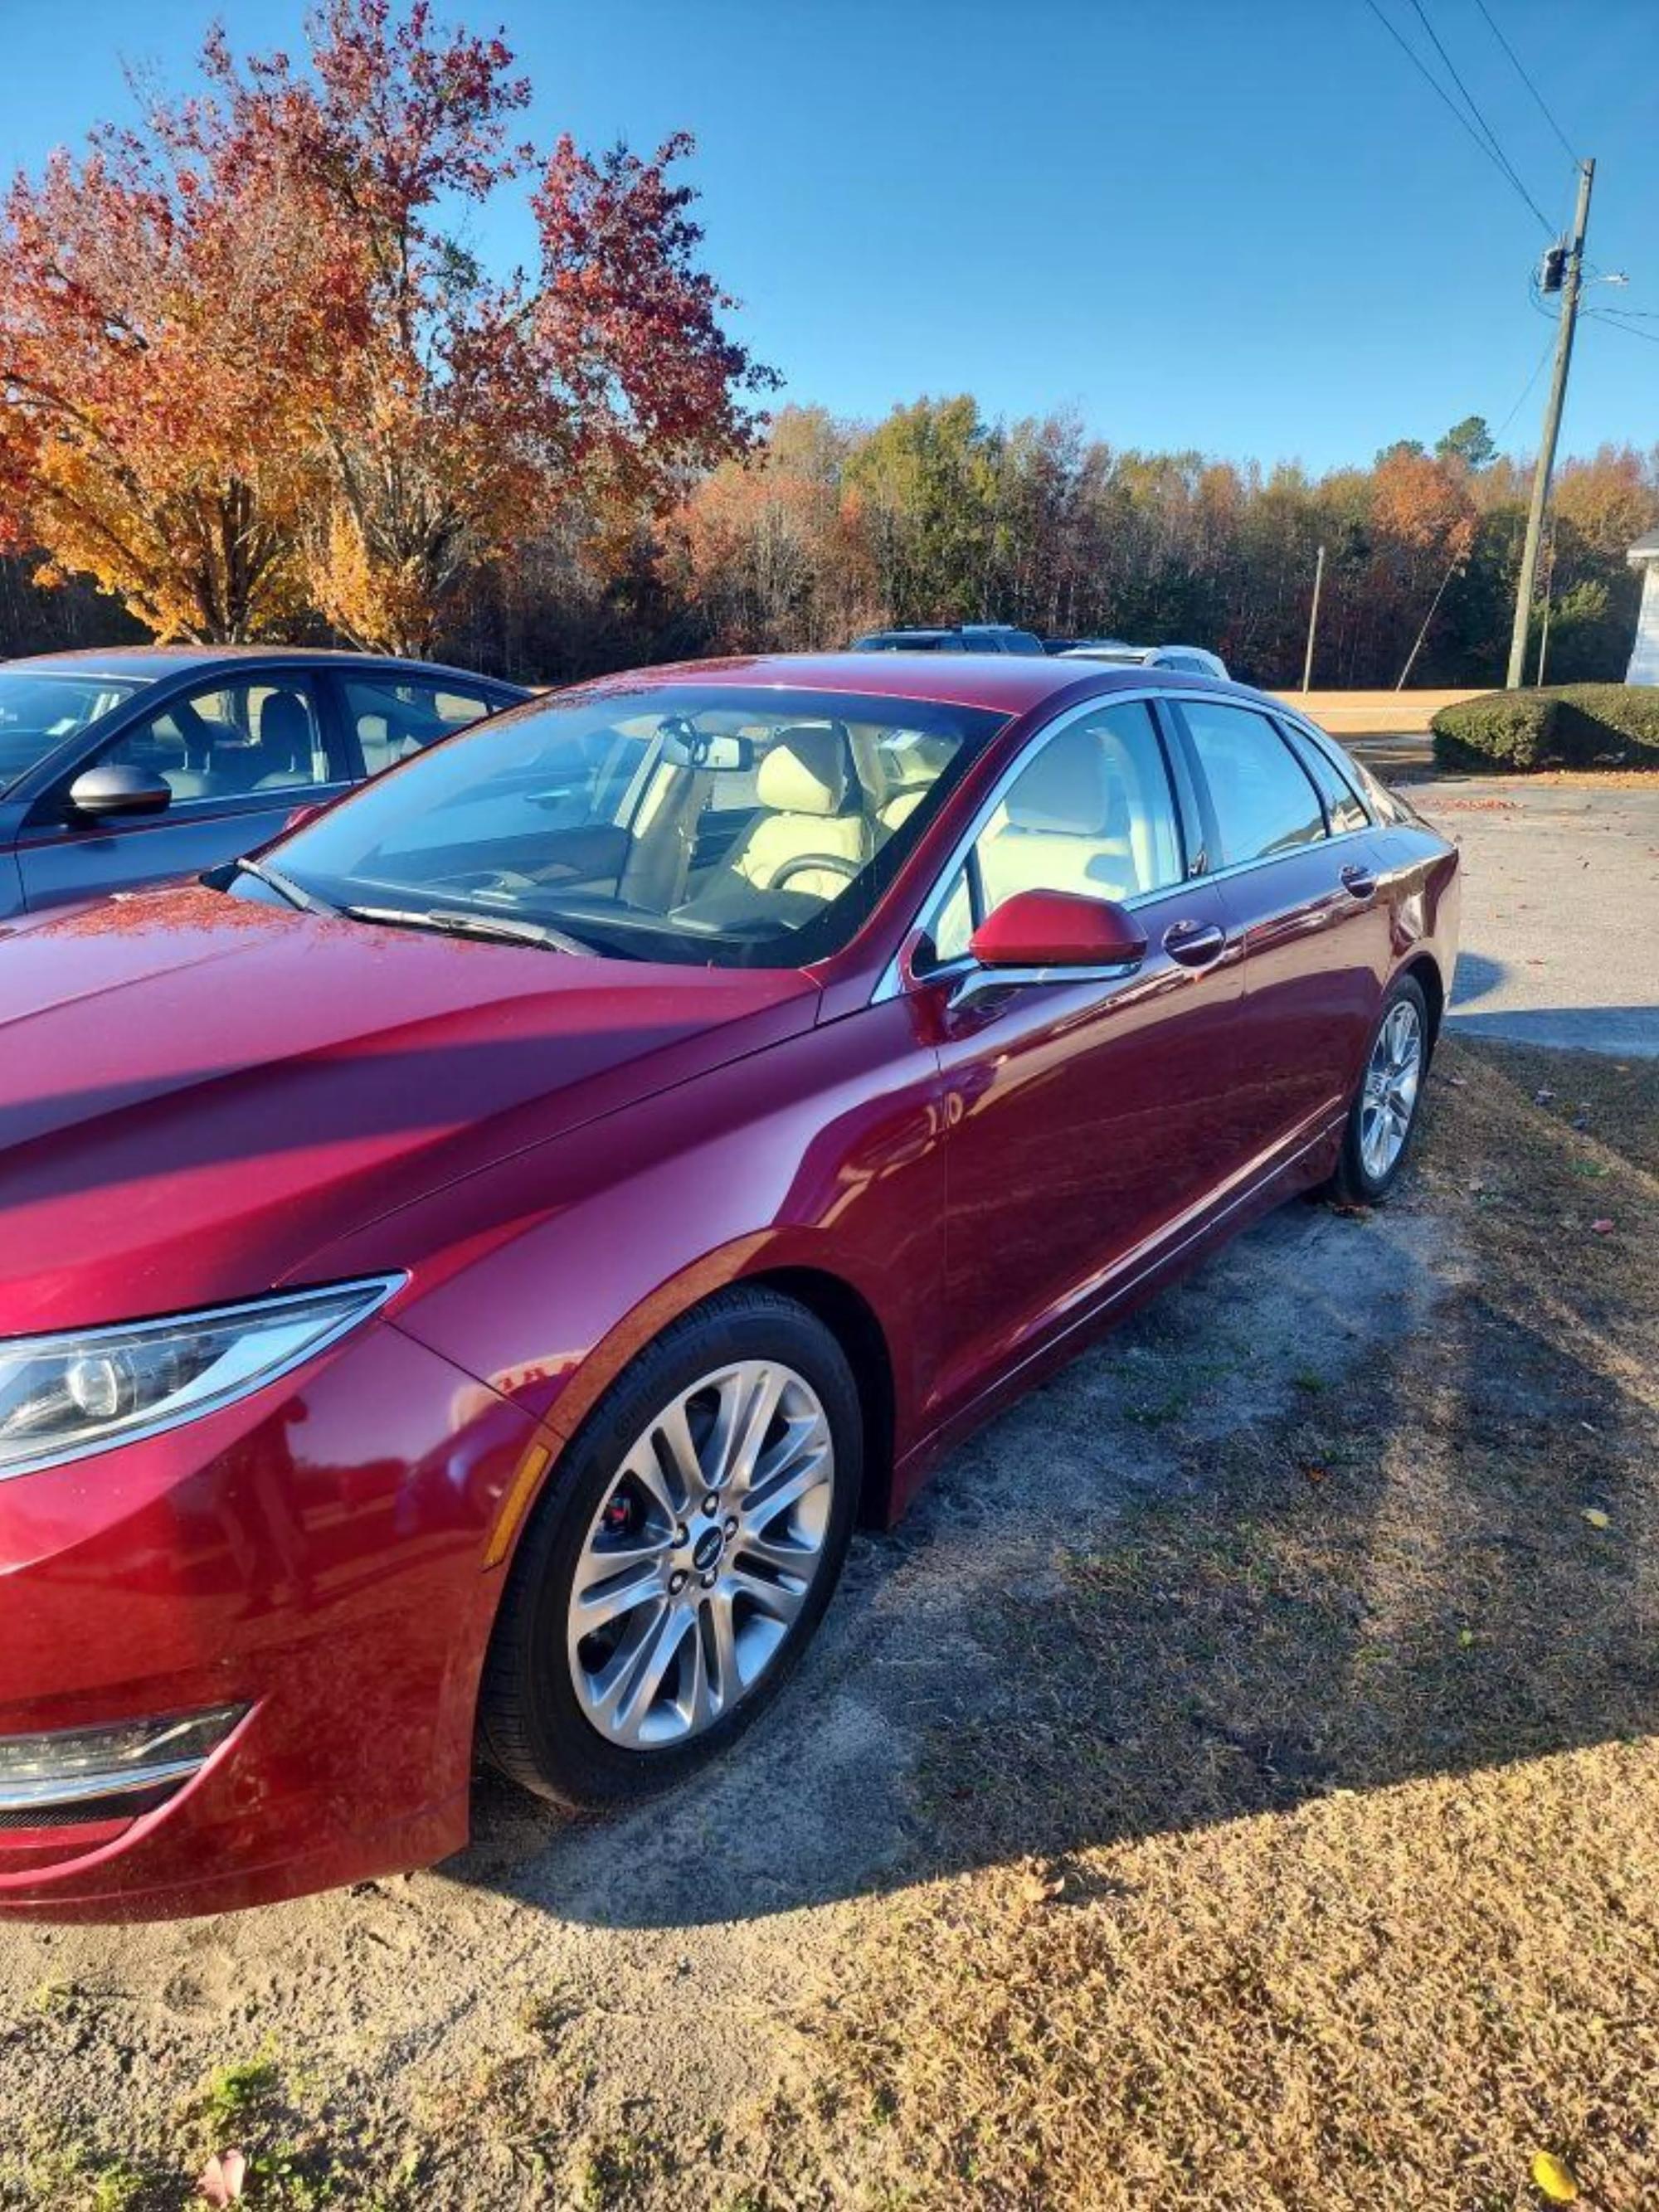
xmin=1325 ymin=971 xmax=1431 ymax=1205
xmin=478 ymin=1288 xmax=862 ymax=1809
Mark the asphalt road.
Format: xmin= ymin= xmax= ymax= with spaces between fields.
xmin=1407 ymin=778 xmax=1659 ymax=1057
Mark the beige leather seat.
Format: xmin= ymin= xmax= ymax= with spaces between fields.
xmin=978 ymin=726 xmax=1140 ymax=910
xmin=876 ymin=732 xmax=956 ymax=837
xmin=681 ymin=725 xmax=870 ymax=925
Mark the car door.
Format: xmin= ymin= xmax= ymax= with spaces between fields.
xmin=901 ymin=694 xmax=1243 ymax=1423
xmin=16 ymin=670 xmax=348 ymax=912
xmin=1168 ymin=695 xmax=1390 ymax=1159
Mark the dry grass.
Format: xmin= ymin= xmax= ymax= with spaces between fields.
xmin=736 ymin=1039 xmax=1659 ymax=2210
xmin=2 ymin=1041 xmax=1653 ymax=2212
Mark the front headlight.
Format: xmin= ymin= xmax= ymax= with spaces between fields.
xmin=0 ymin=1276 xmax=403 ymax=1482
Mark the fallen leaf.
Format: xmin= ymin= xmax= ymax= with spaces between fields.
xmin=1590 ymin=1219 xmax=1615 ymax=1235
xmin=1018 ymin=1862 xmax=1066 ymax=1906
xmin=1581 ymin=1508 xmax=1611 ymax=1531
xmin=198 ymin=2152 xmax=247 ymax=2207
xmin=1303 ymin=1466 xmax=1329 ymax=1485
xmin=1530 ymin=2149 xmax=1579 ymax=2203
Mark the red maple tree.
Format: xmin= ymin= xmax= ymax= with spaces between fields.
xmin=0 ymin=0 xmax=775 ymax=649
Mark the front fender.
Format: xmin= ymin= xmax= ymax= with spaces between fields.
xmin=313 ymin=998 xmax=949 ymax=1531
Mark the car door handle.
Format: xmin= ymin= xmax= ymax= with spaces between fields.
xmin=1162 ymin=918 xmax=1227 ymax=968
xmin=1340 ymin=863 xmax=1377 ymax=900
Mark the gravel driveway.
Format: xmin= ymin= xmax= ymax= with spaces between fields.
xmin=1413 ymin=776 xmax=1659 ymax=1057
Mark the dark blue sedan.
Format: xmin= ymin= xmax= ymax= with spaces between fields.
xmin=0 ymin=646 xmax=530 ymax=917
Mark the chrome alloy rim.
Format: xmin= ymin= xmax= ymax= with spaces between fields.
xmin=567 ymin=1360 xmax=835 ymax=1750
xmin=1360 ymin=999 xmax=1423 ymax=1180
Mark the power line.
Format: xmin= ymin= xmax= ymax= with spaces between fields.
xmin=1403 ymin=0 xmax=1559 ymax=231
xmin=1360 ymin=0 xmax=1554 ymax=234
xmin=1584 ymin=309 xmax=1659 ymax=347
xmin=1493 ymin=330 xmax=1559 ymax=438
xmin=1470 ymin=0 xmax=1579 ymax=163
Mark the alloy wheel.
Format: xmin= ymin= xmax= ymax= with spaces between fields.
xmin=1360 ymin=998 xmax=1423 ymax=1181
xmin=566 ymin=1359 xmax=835 ymax=1750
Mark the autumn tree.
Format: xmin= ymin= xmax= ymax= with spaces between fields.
xmin=674 ymin=406 xmax=878 ymax=651
xmin=195 ymin=0 xmax=775 ymax=654
xmin=0 ymin=0 xmax=773 ymax=651
xmin=0 ymin=98 xmax=346 ymax=638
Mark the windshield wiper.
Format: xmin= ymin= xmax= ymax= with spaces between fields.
xmin=235 ymin=855 xmax=336 ymax=916
xmin=338 ymin=903 xmax=595 ymax=957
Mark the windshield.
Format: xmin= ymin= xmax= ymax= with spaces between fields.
xmin=0 ymin=670 xmax=149 ymax=792
xmin=257 ymin=683 xmax=1008 ymax=967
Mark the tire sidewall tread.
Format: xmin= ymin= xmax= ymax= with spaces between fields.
xmin=478 ymin=1288 xmax=862 ymax=1811
xmin=1326 ymin=972 xmax=1432 ymax=1207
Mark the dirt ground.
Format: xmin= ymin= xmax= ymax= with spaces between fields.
xmin=1271 ymin=689 xmax=1481 ymax=736
xmin=2 ymin=1032 xmax=1655 ymax=2211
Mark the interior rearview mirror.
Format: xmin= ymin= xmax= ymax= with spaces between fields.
xmin=660 ymin=729 xmax=752 ymax=771
xmin=968 ymin=887 xmax=1148 ymax=973
xmin=66 ymin=764 xmax=173 ymax=820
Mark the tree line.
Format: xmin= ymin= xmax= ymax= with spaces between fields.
xmin=1 ymin=2 xmax=1653 ymax=692
xmin=669 ymin=402 xmax=1658 ymax=690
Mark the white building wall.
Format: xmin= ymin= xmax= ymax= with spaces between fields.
xmin=1628 ymin=561 xmax=1659 ymax=685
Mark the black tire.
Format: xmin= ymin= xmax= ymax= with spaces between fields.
xmin=477 ymin=1287 xmax=863 ymax=1810
xmin=1323 ymin=971 xmax=1432 ymax=1207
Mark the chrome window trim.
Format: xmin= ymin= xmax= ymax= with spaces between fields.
xmin=1184 ymin=819 xmax=1372 ymax=892
xmin=1267 ymin=704 xmax=1378 ymax=828
xmin=873 ymin=688 xmax=1379 ymax=1004
xmin=873 ymin=687 xmax=1201 ymax=1004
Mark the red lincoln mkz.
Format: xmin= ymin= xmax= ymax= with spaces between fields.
xmin=0 ymin=653 xmax=1457 ymax=1919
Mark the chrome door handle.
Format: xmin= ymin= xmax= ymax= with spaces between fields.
xmin=1162 ymin=918 xmax=1226 ymax=968
xmin=1340 ymin=864 xmax=1377 ymax=900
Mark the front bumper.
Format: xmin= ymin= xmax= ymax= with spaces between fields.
xmin=0 ymin=1317 xmax=536 ymax=1921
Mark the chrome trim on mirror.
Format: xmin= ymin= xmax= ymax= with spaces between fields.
xmin=948 ymin=956 xmax=1146 ymax=1004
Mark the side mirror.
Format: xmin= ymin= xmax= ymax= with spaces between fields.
xmin=968 ymin=887 xmax=1148 ymax=973
xmin=66 ymin=764 xmax=173 ymax=820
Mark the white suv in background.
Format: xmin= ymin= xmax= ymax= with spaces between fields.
xmin=1058 ymin=640 xmax=1230 ymax=679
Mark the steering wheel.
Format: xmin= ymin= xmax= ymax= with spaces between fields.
xmin=770 ymin=853 xmax=862 ymax=893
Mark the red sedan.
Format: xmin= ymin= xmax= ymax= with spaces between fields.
xmin=0 ymin=654 xmax=1457 ymax=1919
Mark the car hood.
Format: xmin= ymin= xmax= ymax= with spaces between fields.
xmin=0 ymin=887 xmax=819 ymax=1334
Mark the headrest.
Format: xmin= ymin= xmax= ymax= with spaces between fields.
xmin=1005 ymin=733 xmax=1113 ymax=835
xmin=259 ymin=691 xmax=310 ymax=769
xmin=757 ymin=724 xmax=849 ymax=816
xmin=880 ymin=730 xmax=956 ymax=793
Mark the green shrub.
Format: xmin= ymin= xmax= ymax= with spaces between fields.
xmin=1432 ymin=683 xmax=1659 ymax=773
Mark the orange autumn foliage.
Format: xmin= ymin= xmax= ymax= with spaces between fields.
xmin=0 ymin=0 xmax=772 ymax=651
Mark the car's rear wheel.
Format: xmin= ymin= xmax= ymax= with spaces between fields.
xmin=478 ymin=1289 xmax=862 ymax=1809
xmin=1325 ymin=971 xmax=1430 ymax=1205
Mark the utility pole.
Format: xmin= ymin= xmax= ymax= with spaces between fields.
xmin=1301 ymin=543 xmax=1326 ymax=693
xmin=1535 ymin=520 xmax=1556 ymax=686
xmin=1507 ymin=157 xmax=1594 ymax=688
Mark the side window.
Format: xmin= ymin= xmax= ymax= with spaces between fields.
xmin=975 ymin=700 xmax=1184 ymax=916
xmin=1278 ymin=722 xmax=1370 ymax=834
xmin=1179 ymin=700 xmax=1326 ymax=864
xmin=99 ymin=679 xmax=329 ymax=805
xmin=343 ymin=678 xmax=498 ymax=777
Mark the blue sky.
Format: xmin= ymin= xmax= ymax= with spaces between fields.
xmin=1 ymin=0 xmax=1653 ymax=472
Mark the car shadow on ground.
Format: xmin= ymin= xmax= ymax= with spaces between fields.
xmin=438 ymin=1043 xmax=1657 ymax=1932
